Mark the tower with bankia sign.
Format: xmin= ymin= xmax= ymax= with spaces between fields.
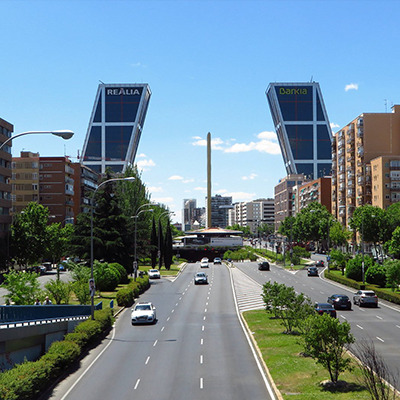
xmin=81 ymin=83 xmax=151 ymax=174
xmin=266 ymin=82 xmax=332 ymax=180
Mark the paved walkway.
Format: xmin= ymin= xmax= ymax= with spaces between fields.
xmin=230 ymin=266 xmax=265 ymax=313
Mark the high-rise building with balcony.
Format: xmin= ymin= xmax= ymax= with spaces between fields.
xmin=331 ymin=105 xmax=400 ymax=227
xmin=81 ymin=83 xmax=151 ymax=174
xmin=208 ymin=195 xmax=232 ymax=228
xmin=266 ymin=82 xmax=332 ymax=180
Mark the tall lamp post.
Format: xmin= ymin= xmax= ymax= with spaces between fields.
xmin=133 ymin=207 xmax=154 ymax=280
xmin=90 ymin=176 xmax=135 ymax=319
xmin=0 ymin=130 xmax=74 ymax=150
xmin=158 ymin=211 xmax=175 ymax=270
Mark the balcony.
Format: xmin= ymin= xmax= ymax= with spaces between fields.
xmin=357 ymin=147 xmax=364 ymax=157
xmin=338 ymin=139 xmax=345 ymax=149
xmin=347 ymin=155 xmax=355 ymax=162
xmin=357 ymin=127 xmax=364 ymax=138
xmin=357 ymin=118 xmax=364 ymax=127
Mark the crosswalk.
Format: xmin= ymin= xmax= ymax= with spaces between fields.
xmin=230 ymin=266 xmax=265 ymax=313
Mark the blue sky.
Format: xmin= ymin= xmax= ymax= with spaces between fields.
xmin=2 ymin=0 xmax=400 ymax=223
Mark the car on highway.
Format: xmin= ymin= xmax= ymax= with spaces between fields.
xmin=307 ymin=266 xmax=318 ymax=276
xmin=194 ymin=272 xmax=208 ymax=285
xmin=213 ymin=257 xmax=222 ymax=265
xmin=315 ymin=260 xmax=324 ymax=267
xmin=258 ymin=261 xmax=270 ymax=271
xmin=314 ymin=302 xmax=337 ymax=317
xmin=131 ymin=302 xmax=157 ymax=325
xmin=353 ymin=290 xmax=378 ymax=307
xmin=327 ymin=294 xmax=352 ymax=310
xmin=148 ymin=269 xmax=161 ymax=279
xmin=200 ymin=258 xmax=209 ymax=268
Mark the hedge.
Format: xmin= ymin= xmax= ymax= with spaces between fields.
xmin=324 ymin=270 xmax=400 ymax=305
xmin=0 ymin=308 xmax=114 ymax=400
xmin=116 ymin=275 xmax=150 ymax=307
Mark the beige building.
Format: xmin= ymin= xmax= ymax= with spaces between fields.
xmin=371 ymin=156 xmax=400 ymax=209
xmin=274 ymin=174 xmax=306 ymax=231
xmin=332 ymin=105 xmax=400 ymax=227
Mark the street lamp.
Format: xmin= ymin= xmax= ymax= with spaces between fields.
xmin=0 ymin=130 xmax=74 ymax=150
xmin=90 ymin=176 xmax=135 ymax=319
xmin=158 ymin=211 xmax=175 ymax=270
xmin=133 ymin=208 xmax=154 ymax=280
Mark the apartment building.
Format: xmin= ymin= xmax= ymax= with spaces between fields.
xmin=331 ymin=105 xmax=400 ymax=227
xmin=208 ymin=194 xmax=232 ymax=228
xmin=293 ymin=177 xmax=331 ymax=215
xmin=274 ymin=174 xmax=306 ymax=231
xmin=371 ymin=156 xmax=400 ymax=209
xmin=231 ymin=198 xmax=274 ymax=233
xmin=0 ymin=118 xmax=13 ymax=263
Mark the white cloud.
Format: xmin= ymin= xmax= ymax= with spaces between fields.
xmin=257 ymin=131 xmax=276 ymax=140
xmin=224 ymin=140 xmax=280 ymax=154
xmin=330 ymin=122 xmax=340 ymax=130
xmin=148 ymin=186 xmax=163 ymax=193
xmin=215 ymin=189 xmax=256 ymax=202
xmin=136 ymin=158 xmax=156 ymax=171
xmin=194 ymin=186 xmax=207 ymax=192
xmin=242 ymin=173 xmax=258 ymax=181
xmin=192 ymin=137 xmax=224 ymax=150
xmin=168 ymin=175 xmax=184 ymax=181
xmin=137 ymin=153 xmax=147 ymax=158
xmin=345 ymin=83 xmax=358 ymax=91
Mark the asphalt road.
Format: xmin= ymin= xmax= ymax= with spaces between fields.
xmin=44 ymin=262 xmax=275 ymax=400
xmin=235 ymin=260 xmax=400 ymax=389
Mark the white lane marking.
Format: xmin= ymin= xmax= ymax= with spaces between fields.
xmin=200 ymin=378 xmax=204 ymax=389
xmin=171 ymin=309 xmax=175 ymax=313
xmin=176 ymin=303 xmax=179 ymax=306
xmin=377 ymin=337 xmax=385 ymax=343
xmin=200 ymin=355 xmax=203 ymax=364
xmin=161 ymin=326 xmax=165 ymax=332
xmin=206 ymin=302 xmax=209 ymax=306
xmin=134 ymin=379 xmax=140 ymax=390
xmin=179 ymin=297 xmax=182 ymax=300
xmin=396 ymin=325 xmax=400 ymax=329
xmin=60 ymin=322 xmax=118 ymax=400
xmin=204 ymin=308 xmax=207 ymax=313
xmin=145 ymin=356 xmax=150 ymax=365
xmin=153 ymin=340 xmax=158 ymax=347
xmin=203 ymin=316 xmax=206 ymax=320
xmin=202 ymin=325 xmax=205 ymax=331
xmin=167 ymin=317 xmax=170 ymax=321
xmin=201 ymin=338 xmax=204 ymax=345
xmin=340 ymin=315 xmax=347 ymax=320
xmin=357 ymin=325 xmax=364 ymax=330
xmin=376 ymin=315 xmax=383 ymax=320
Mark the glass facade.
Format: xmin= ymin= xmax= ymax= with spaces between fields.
xmin=266 ymin=82 xmax=332 ymax=180
xmin=81 ymin=84 xmax=151 ymax=174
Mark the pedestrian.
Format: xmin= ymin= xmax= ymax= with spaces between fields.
xmin=43 ymin=296 xmax=52 ymax=305
xmin=34 ymin=298 xmax=41 ymax=305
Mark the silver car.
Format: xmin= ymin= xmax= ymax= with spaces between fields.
xmin=131 ymin=302 xmax=157 ymax=324
xmin=353 ymin=290 xmax=378 ymax=307
xmin=194 ymin=272 xmax=208 ymax=285
xmin=148 ymin=269 xmax=160 ymax=279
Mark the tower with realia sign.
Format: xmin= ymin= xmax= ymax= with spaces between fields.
xmin=81 ymin=83 xmax=151 ymax=174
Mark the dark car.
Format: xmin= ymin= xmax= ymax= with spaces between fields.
xmin=315 ymin=260 xmax=324 ymax=267
xmin=314 ymin=302 xmax=337 ymax=317
xmin=327 ymin=294 xmax=352 ymax=310
xmin=258 ymin=261 xmax=270 ymax=271
xmin=307 ymin=266 xmax=318 ymax=276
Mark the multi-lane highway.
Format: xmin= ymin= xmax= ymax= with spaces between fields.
xmin=46 ymin=262 xmax=276 ymax=400
xmin=234 ymin=260 xmax=400 ymax=390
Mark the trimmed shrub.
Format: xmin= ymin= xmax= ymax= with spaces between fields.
xmin=345 ymin=254 xmax=374 ymax=281
xmin=41 ymin=340 xmax=81 ymax=374
xmin=93 ymin=261 xmax=119 ymax=291
xmin=365 ymin=263 xmax=387 ymax=287
xmin=64 ymin=331 xmax=88 ymax=349
xmin=109 ymin=262 xmax=129 ymax=284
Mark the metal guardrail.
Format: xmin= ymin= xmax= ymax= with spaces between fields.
xmin=0 ymin=303 xmax=103 ymax=329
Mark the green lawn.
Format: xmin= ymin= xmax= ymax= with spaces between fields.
xmin=243 ymin=310 xmax=375 ymax=400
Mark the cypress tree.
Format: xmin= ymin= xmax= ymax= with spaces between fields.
xmin=164 ymin=220 xmax=173 ymax=270
xmin=150 ymin=216 xmax=158 ymax=268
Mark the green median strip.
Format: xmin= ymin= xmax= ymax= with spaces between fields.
xmin=243 ymin=310 xmax=373 ymax=400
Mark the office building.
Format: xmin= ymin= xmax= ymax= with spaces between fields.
xmin=183 ymin=199 xmax=197 ymax=231
xmin=231 ymin=198 xmax=275 ymax=233
xmin=81 ymin=83 xmax=151 ymax=174
xmin=266 ymin=82 xmax=332 ymax=180
xmin=274 ymin=174 xmax=306 ymax=231
xmin=331 ymin=105 xmax=400 ymax=227
xmin=208 ymin=194 xmax=232 ymax=228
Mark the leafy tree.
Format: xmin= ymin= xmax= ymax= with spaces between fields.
xmin=93 ymin=261 xmax=119 ymax=291
xmin=258 ymin=223 xmax=274 ymax=237
xmin=345 ymin=254 xmax=374 ymax=282
xmin=72 ymin=280 xmax=91 ymax=305
xmin=329 ymin=221 xmax=352 ymax=248
xmin=150 ymin=216 xmax=158 ymax=268
xmin=226 ymin=224 xmax=251 ymax=236
xmin=158 ymin=218 xmax=164 ymax=269
xmin=11 ymin=203 xmax=50 ymax=267
xmin=365 ymin=263 xmax=387 ymax=287
xmin=302 ymin=314 xmax=354 ymax=383
xmin=385 ymin=259 xmax=400 ymax=291
xmin=262 ymin=281 xmax=286 ymax=318
xmin=387 ymin=226 xmax=400 ymax=259
xmin=2 ymin=271 xmax=40 ymax=305
xmin=385 ymin=202 xmax=400 ymax=239
xmin=44 ymin=279 xmax=73 ymax=304
xmin=329 ymin=249 xmax=351 ymax=275
xmin=164 ymin=220 xmax=173 ymax=270
xmin=278 ymin=216 xmax=296 ymax=239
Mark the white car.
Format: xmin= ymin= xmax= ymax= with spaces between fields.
xmin=131 ymin=302 xmax=157 ymax=325
xmin=148 ymin=269 xmax=161 ymax=279
xmin=353 ymin=290 xmax=378 ymax=307
xmin=194 ymin=272 xmax=208 ymax=285
xmin=200 ymin=260 xmax=209 ymax=268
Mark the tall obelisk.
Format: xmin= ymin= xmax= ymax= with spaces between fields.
xmin=207 ymin=132 xmax=212 ymax=228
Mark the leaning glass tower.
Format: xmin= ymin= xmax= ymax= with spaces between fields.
xmin=81 ymin=83 xmax=151 ymax=174
xmin=266 ymin=82 xmax=332 ymax=180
